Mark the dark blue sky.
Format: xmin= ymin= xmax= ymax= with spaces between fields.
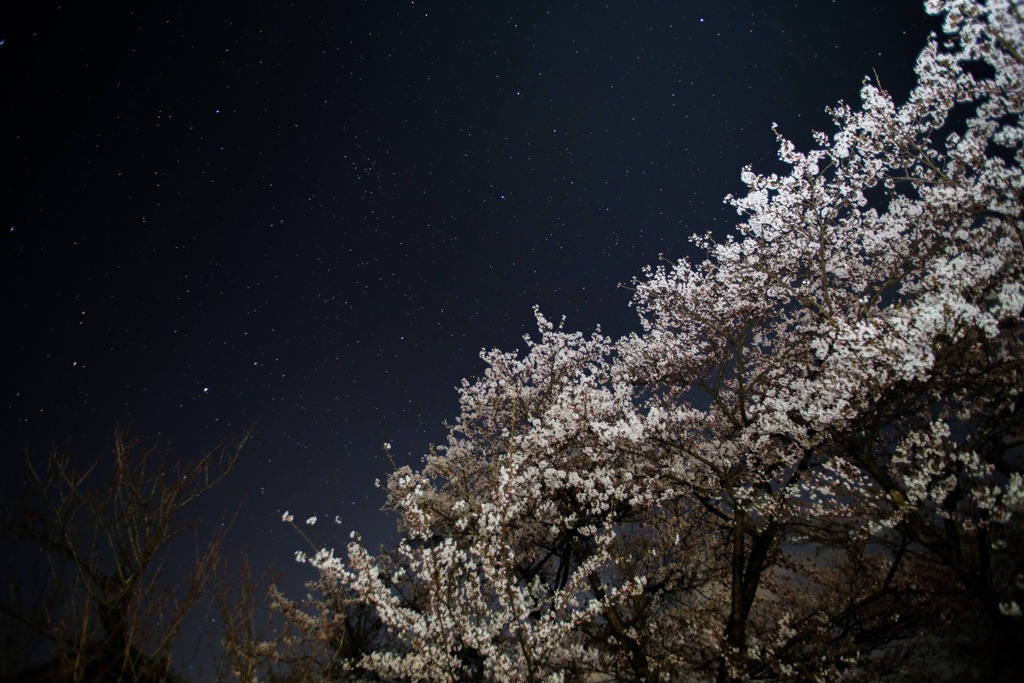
xmin=2 ymin=0 xmax=936 ymax=570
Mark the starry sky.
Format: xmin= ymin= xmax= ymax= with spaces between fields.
xmin=2 ymin=1 xmax=938 ymax=572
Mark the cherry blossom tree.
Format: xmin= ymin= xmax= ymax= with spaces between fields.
xmin=271 ymin=1 xmax=1023 ymax=680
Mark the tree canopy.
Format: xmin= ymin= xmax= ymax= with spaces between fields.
xmin=263 ymin=1 xmax=1024 ymax=680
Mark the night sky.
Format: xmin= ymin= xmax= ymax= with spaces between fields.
xmin=2 ymin=1 xmax=938 ymax=579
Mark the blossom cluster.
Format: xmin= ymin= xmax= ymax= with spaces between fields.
xmin=266 ymin=2 xmax=1024 ymax=680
